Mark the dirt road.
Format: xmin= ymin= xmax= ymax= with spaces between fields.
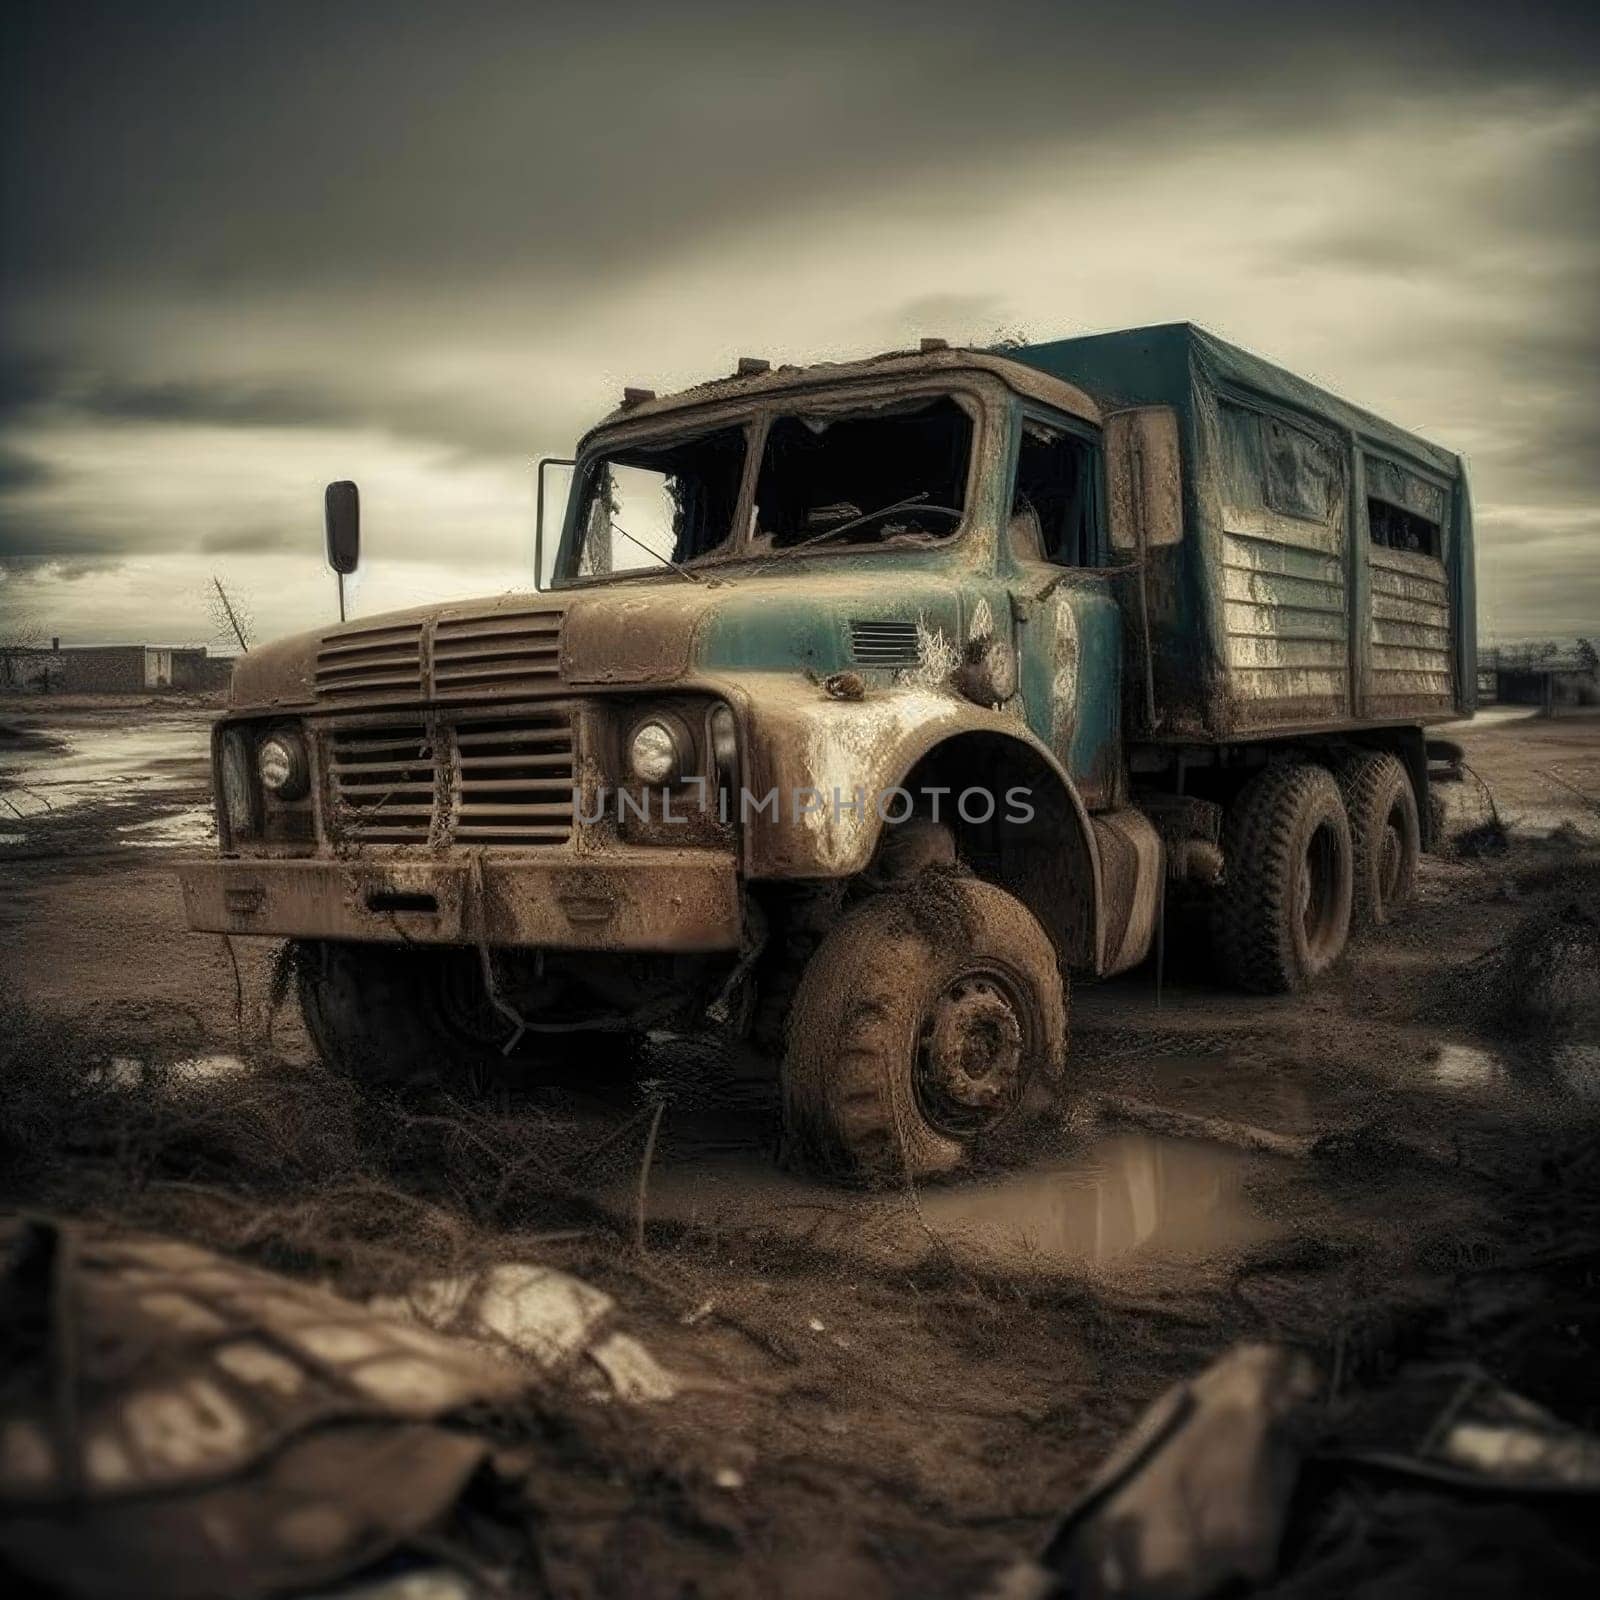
xmin=3 ymin=699 xmax=1599 ymax=1596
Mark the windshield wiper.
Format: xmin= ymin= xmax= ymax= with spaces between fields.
xmin=608 ymin=521 xmax=703 ymax=584
xmin=752 ymin=491 xmax=955 ymax=574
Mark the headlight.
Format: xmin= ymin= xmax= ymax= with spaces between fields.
xmin=219 ymin=730 xmax=257 ymax=838
xmin=628 ymin=718 xmax=684 ymax=785
xmin=257 ymin=732 xmax=309 ymax=800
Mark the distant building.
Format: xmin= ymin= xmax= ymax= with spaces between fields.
xmin=1479 ymin=646 xmax=1598 ymax=712
xmin=1 ymin=641 xmax=236 ymax=694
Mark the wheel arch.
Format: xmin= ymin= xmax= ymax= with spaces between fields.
xmin=892 ymin=727 xmax=1105 ymax=973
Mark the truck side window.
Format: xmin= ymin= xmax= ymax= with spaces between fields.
xmin=1012 ymin=420 xmax=1097 ymax=566
xmin=1368 ymin=497 xmax=1441 ymax=557
xmin=1364 ymin=456 xmax=1446 ymax=559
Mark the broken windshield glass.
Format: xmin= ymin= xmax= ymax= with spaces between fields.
xmin=749 ymin=397 xmax=972 ymax=552
xmin=562 ymin=424 xmax=746 ymax=581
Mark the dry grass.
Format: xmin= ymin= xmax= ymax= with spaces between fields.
xmin=0 ymin=999 xmax=642 ymax=1295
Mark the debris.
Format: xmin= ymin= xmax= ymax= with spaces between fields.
xmin=1337 ymin=1373 xmax=1600 ymax=1492
xmin=0 ymin=1217 xmax=529 ymax=1600
xmin=821 ymin=670 xmax=866 ymax=701
xmin=1093 ymin=1094 xmax=1315 ymax=1159
xmin=681 ymin=1297 xmax=717 ymax=1327
xmin=1016 ymin=1344 xmax=1319 ymax=1600
xmin=371 ymin=1263 xmax=678 ymax=1402
xmin=713 ymin=1467 xmax=745 ymax=1491
xmin=990 ymin=1345 xmax=1600 ymax=1600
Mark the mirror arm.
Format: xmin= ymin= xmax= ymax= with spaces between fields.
xmin=535 ymin=457 xmax=576 ymax=591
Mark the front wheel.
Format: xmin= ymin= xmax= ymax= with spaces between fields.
xmin=1212 ymin=764 xmax=1353 ymax=994
xmin=294 ymin=939 xmax=550 ymax=1088
xmin=781 ymin=875 xmax=1067 ymax=1184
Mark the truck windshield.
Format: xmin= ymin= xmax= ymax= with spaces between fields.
xmin=560 ymin=393 xmax=974 ymax=583
xmin=566 ymin=424 xmax=747 ymax=580
xmin=750 ymin=396 xmax=971 ymax=552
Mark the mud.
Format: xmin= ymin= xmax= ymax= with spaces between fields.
xmin=3 ymin=701 xmax=1599 ymax=1597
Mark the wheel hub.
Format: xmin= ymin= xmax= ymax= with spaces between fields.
xmin=916 ymin=974 xmax=1023 ymax=1133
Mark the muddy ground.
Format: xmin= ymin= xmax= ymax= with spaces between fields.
xmin=3 ymin=696 xmax=1599 ymax=1596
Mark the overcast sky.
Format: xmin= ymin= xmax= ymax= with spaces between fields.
xmin=3 ymin=0 xmax=1597 ymax=649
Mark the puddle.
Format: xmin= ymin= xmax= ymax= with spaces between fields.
xmin=1428 ymin=1040 xmax=1600 ymax=1099
xmin=116 ymin=806 xmax=217 ymax=849
xmin=917 ymin=1133 xmax=1275 ymax=1265
xmin=0 ymin=715 xmax=210 ymax=846
xmin=90 ymin=1052 xmax=248 ymax=1086
xmin=0 ymin=717 xmax=206 ymax=812
xmin=630 ymin=1130 xmax=1276 ymax=1271
xmin=1430 ymin=1042 xmax=1505 ymax=1090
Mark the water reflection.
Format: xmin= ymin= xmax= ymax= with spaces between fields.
xmin=633 ymin=1130 xmax=1275 ymax=1270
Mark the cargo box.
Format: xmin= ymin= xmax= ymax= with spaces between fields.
xmin=1017 ymin=324 xmax=1475 ymax=739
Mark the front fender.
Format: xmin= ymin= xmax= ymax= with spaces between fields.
xmin=726 ymin=679 xmax=1102 ymax=925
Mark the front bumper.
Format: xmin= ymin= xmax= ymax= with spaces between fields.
xmin=178 ymin=849 xmax=742 ymax=951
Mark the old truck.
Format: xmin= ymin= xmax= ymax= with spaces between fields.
xmin=180 ymin=324 xmax=1475 ymax=1180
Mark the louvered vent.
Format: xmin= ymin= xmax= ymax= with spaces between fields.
xmin=327 ymin=724 xmax=436 ymax=845
xmin=849 ymin=618 xmax=921 ymax=666
xmin=454 ymin=713 xmax=575 ymax=845
xmin=431 ymin=608 xmax=564 ymax=699
xmin=314 ymin=621 xmax=424 ymax=702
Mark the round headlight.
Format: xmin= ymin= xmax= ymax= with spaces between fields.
xmin=628 ymin=719 xmax=682 ymax=785
xmin=257 ymin=732 xmax=309 ymax=800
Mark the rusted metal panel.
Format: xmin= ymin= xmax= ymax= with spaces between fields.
xmin=179 ymin=851 xmax=742 ymax=951
xmin=431 ymin=605 xmax=564 ymax=700
xmin=1090 ymin=808 xmax=1162 ymax=976
xmin=1367 ymin=544 xmax=1454 ymax=714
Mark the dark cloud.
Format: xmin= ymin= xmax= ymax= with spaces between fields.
xmin=0 ymin=445 xmax=53 ymax=491
xmin=2 ymin=1 xmax=1597 ymax=639
xmin=199 ymin=524 xmax=297 ymax=554
xmin=6 ymin=1 xmax=1598 ymax=301
xmin=0 ymin=518 xmax=127 ymax=562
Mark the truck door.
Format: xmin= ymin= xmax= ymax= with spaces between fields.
xmin=1006 ymin=413 xmax=1122 ymax=811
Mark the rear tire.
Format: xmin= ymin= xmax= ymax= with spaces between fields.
xmin=1212 ymin=764 xmax=1353 ymax=994
xmin=294 ymin=940 xmax=523 ymax=1088
xmin=781 ymin=875 xmax=1067 ymax=1184
xmin=1338 ymin=752 xmax=1420 ymax=929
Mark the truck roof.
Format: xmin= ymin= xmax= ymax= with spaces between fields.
xmin=596 ymin=323 xmax=1461 ymax=483
xmin=590 ymin=346 xmax=1102 ymax=433
xmin=1015 ymin=322 xmax=1462 ymax=480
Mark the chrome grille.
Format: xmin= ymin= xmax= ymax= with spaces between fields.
xmin=314 ymin=621 xmax=424 ymax=702
xmin=455 ymin=712 xmax=575 ymax=845
xmin=431 ymin=608 xmax=564 ymax=699
xmin=326 ymin=724 xmax=437 ymax=845
xmin=849 ymin=618 xmax=920 ymax=666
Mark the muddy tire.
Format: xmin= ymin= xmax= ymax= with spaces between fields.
xmin=1212 ymin=764 xmax=1353 ymax=994
xmin=781 ymin=875 xmax=1067 ymax=1184
xmin=294 ymin=940 xmax=521 ymax=1088
xmin=1338 ymin=752 xmax=1420 ymax=929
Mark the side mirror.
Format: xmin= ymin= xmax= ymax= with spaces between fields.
xmin=1105 ymin=408 xmax=1182 ymax=552
xmin=324 ymin=480 xmax=360 ymax=574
